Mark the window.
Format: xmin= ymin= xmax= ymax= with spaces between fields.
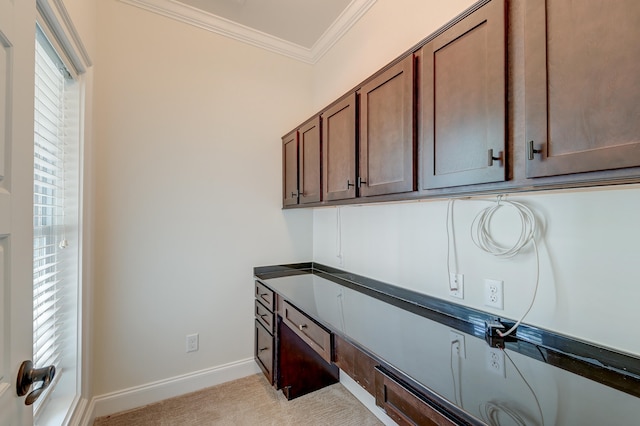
xmin=33 ymin=23 xmax=81 ymax=422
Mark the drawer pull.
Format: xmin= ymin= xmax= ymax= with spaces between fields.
xmin=259 ymin=313 xmax=268 ymax=318
xmin=259 ymin=347 xmax=269 ymax=353
xmin=527 ymin=140 xmax=543 ymax=160
xmin=488 ymin=149 xmax=503 ymax=166
xmin=299 ymin=324 xmax=308 ymax=331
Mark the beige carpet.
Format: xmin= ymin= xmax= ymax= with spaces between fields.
xmin=93 ymin=374 xmax=384 ymax=425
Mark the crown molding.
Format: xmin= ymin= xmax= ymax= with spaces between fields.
xmin=119 ymin=0 xmax=377 ymax=64
xmin=310 ymin=0 xmax=376 ymax=61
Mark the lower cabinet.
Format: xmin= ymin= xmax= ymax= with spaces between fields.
xmin=254 ymin=320 xmax=273 ymax=384
xmin=375 ymin=367 xmax=457 ymax=426
xmin=255 ymin=280 xmax=466 ymax=424
xmin=254 ymin=281 xmax=339 ymax=400
xmin=254 ymin=281 xmax=275 ymax=384
xmin=276 ymin=316 xmax=339 ymax=400
xmin=334 ymin=335 xmax=378 ymax=395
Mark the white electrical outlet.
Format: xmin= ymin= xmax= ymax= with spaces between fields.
xmin=484 ymin=279 xmax=503 ymax=309
xmin=450 ymin=331 xmax=466 ymax=359
xmin=449 ymin=273 xmax=464 ymax=299
xmin=486 ymin=346 xmax=505 ymax=377
xmin=186 ymin=333 xmax=199 ymax=353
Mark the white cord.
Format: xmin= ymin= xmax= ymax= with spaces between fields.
xmin=501 ymin=347 xmax=545 ymax=426
xmin=446 ymin=199 xmax=460 ymax=291
xmin=450 ymin=340 xmax=463 ymax=405
xmin=471 ymin=195 xmax=540 ymax=337
xmin=335 ymin=207 xmax=343 ymax=264
xmin=471 ymin=195 xmax=536 ymax=259
xmin=480 ymin=401 xmax=528 ymax=426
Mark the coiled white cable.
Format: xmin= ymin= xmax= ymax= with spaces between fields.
xmin=471 ymin=195 xmax=540 ymax=337
xmin=471 ymin=195 xmax=536 ymax=259
xmin=480 ymin=401 xmax=528 ymax=426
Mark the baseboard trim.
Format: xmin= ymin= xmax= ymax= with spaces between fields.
xmin=81 ymin=358 xmax=260 ymax=425
xmin=68 ymin=397 xmax=88 ymax=426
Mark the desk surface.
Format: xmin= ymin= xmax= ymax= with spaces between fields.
xmin=258 ymin=267 xmax=640 ymax=426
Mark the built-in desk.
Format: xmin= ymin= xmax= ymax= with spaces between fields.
xmin=254 ymin=263 xmax=640 ymax=425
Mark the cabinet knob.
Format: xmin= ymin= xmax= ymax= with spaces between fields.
xmin=298 ymin=324 xmax=308 ymax=331
xmin=488 ymin=149 xmax=503 ymax=167
xmin=527 ymin=141 xmax=543 ymax=160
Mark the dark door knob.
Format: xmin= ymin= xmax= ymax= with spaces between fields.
xmin=16 ymin=360 xmax=56 ymax=405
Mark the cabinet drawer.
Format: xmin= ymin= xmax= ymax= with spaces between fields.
xmin=334 ymin=335 xmax=378 ymax=395
xmin=375 ymin=368 xmax=456 ymax=426
xmin=255 ymin=300 xmax=274 ymax=333
xmin=255 ymin=320 xmax=274 ymax=384
xmin=282 ymin=300 xmax=332 ymax=364
xmin=255 ymin=281 xmax=274 ymax=312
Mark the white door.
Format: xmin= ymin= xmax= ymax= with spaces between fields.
xmin=0 ymin=0 xmax=37 ymax=424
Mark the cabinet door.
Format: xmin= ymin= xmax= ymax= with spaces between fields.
xmin=299 ymin=116 xmax=322 ymax=204
xmin=282 ymin=130 xmax=299 ymax=206
xmin=375 ymin=368 xmax=457 ymax=426
xmin=525 ymin=1 xmax=640 ymax=178
xmin=359 ymin=55 xmax=415 ymax=197
xmin=334 ymin=336 xmax=378 ymax=395
xmin=322 ymin=93 xmax=357 ymax=201
xmin=420 ymin=0 xmax=506 ymax=189
xmin=255 ymin=320 xmax=274 ymax=384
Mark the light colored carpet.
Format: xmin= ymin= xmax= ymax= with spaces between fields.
xmin=93 ymin=374 xmax=384 ymax=425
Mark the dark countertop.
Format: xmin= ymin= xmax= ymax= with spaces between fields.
xmin=255 ymin=262 xmax=640 ymax=426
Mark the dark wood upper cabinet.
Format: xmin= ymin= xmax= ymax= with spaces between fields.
xmin=282 ymin=130 xmax=299 ymax=207
xmin=420 ymin=0 xmax=506 ymax=190
xmin=322 ymin=93 xmax=357 ymax=202
xmin=299 ymin=117 xmax=322 ymax=204
xmin=282 ymin=116 xmax=321 ymax=207
xmin=359 ymin=54 xmax=416 ymax=197
xmin=525 ymin=0 xmax=640 ymax=178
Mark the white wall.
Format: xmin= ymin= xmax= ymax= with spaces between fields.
xmin=314 ymin=187 xmax=640 ymax=355
xmin=312 ymin=0 xmax=640 ymax=357
xmin=91 ymin=0 xmax=314 ymax=396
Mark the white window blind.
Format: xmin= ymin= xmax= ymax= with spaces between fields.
xmin=33 ymin=26 xmax=70 ymax=409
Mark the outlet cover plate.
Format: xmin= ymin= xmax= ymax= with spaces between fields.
xmin=450 ymin=331 xmax=466 ymax=359
xmin=186 ymin=333 xmax=199 ymax=353
xmin=486 ymin=346 xmax=505 ymax=378
xmin=449 ymin=273 xmax=464 ymax=299
xmin=484 ymin=279 xmax=503 ymax=309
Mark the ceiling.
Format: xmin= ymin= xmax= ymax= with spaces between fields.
xmin=120 ymin=0 xmax=378 ymax=63
xmin=176 ymin=0 xmax=351 ymax=48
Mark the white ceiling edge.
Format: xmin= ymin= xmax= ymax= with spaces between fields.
xmin=119 ymin=0 xmax=377 ymax=64
xmin=310 ymin=0 xmax=377 ymax=62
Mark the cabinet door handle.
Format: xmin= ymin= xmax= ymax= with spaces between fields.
xmin=291 ymin=190 xmax=300 ymax=198
xmin=488 ymin=149 xmax=503 ymax=166
xmin=527 ymin=141 xmax=543 ymax=160
xmin=357 ymin=176 xmax=367 ymax=187
xmin=298 ymin=324 xmax=308 ymax=331
xmin=259 ymin=293 xmax=270 ymax=302
xmin=347 ymin=180 xmax=355 ymax=189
